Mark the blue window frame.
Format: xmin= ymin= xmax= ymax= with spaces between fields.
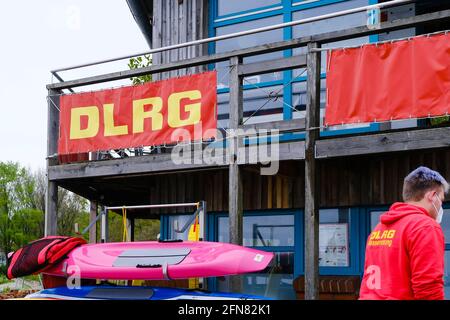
xmin=204 ymin=208 xmax=363 ymax=296
xmin=209 ymin=0 xmax=383 ymax=140
xmin=208 ymin=209 xmax=300 ymax=299
xmin=216 ymin=0 xmax=282 ymax=20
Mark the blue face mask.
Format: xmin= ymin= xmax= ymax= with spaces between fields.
xmin=432 ymin=194 xmax=444 ymax=224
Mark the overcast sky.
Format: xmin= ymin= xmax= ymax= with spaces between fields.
xmin=0 ymin=1 xmax=149 ymax=171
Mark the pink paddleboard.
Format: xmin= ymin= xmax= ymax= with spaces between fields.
xmin=43 ymin=241 xmax=274 ymax=280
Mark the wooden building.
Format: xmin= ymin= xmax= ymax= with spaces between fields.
xmin=46 ymin=0 xmax=450 ymax=299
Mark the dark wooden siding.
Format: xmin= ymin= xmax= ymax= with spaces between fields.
xmin=62 ymin=148 xmax=450 ymax=216
xmin=135 ymin=149 xmax=450 ymax=215
xmin=152 ymin=0 xmax=209 ymax=80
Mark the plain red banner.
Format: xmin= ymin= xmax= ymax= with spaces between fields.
xmin=325 ymin=32 xmax=450 ymax=126
xmin=58 ymin=71 xmax=217 ymax=155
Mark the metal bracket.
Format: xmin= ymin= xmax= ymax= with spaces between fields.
xmin=162 ymin=262 xmax=171 ymax=280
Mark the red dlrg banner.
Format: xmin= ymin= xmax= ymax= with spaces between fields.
xmin=325 ymin=32 xmax=450 ymax=126
xmin=58 ymin=71 xmax=217 ymax=155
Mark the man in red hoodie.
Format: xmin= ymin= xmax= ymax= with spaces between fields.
xmin=359 ymin=166 xmax=448 ymax=300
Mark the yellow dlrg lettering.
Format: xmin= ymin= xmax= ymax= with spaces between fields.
xmin=132 ymin=97 xmax=163 ymax=133
xmin=103 ymin=104 xmax=129 ymax=136
xmin=70 ymin=106 xmax=99 ymax=139
xmin=168 ymin=90 xmax=201 ymax=128
xmin=370 ymin=231 xmax=380 ymax=240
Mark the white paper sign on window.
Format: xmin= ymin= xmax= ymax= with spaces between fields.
xmin=319 ymin=223 xmax=349 ymax=267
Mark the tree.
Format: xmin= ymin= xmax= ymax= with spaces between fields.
xmin=32 ymin=170 xmax=89 ymax=237
xmin=0 ymin=162 xmax=44 ymax=261
xmin=135 ymin=219 xmax=160 ymax=241
xmin=128 ymin=54 xmax=152 ymax=85
xmin=10 ymin=208 xmax=43 ymax=248
xmin=57 ymin=188 xmax=89 ymax=236
xmin=0 ymin=162 xmax=91 ymax=267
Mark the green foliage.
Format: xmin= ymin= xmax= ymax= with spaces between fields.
xmin=108 ymin=212 xmax=126 ymax=242
xmin=0 ymin=274 xmax=8 ymax=285
xmin=0 ymin=264 xmax=7 ymax=276
xmin=10 ymin=209 xmax=43 ymax=249
xmin=0 ymin=161 xmax=162 ymax=257
xmin=0 ymin=162 xmax=90 ymax=260
xmin=94 ymin=214 xmax=160 ymax=243
xmin=0 ymin=162 xmax=44 ymax=261
xmin=128 ymin=54 xmax=152 ymax=85
xmin=430 ymin=116 xmax=450 ymax=126
xmin=134 ymin=219 xmax=160 ymax=241
xmin=57 ymin=188 xmax=89 ymax=237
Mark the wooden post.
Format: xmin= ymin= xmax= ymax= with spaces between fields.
xmin=45 ymin=89 xmax=60 ymax=236
xmin=304 ymin=42 xmax=321 ymax=300
xmin=228 ymin=56 xmax=243 ymax=293
xmin=89 ymin=201 xmax=97 ymax=243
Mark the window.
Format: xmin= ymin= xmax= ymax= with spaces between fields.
xmin=215 ymin=211 xmax=297 ymax=299
xmin=369 ymin=211 xmax=384 ymax=231
xmin=218 ymin=214 xmax=295 ymax=246
xmin=319 ymin=209 xmax=350 ymax=267
xmin=215 ymin=16 xmax=283 ymax=56
xmin=291 ymin=1 xmax=377 ymax=134
xmin=292 ymin=0 xmax=370 ymax=37
xmin=215 ymin=15 xmax=284 ymax=90
xmin=217 ymin=0 xmax=281 ymax=17
xmin=210 ymin=0 xmax=384 ymax=135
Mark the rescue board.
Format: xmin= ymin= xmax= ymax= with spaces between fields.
xmin=42 ymin=240 xmax=273 ymax=280
xmin=26 ymin=285 xmax=271 ymax=300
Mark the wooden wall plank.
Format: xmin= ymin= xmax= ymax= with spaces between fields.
xmin=282 ymin=177 xmax=290 ymax=209
xmin=186 ymin=171 xmax=194 ymax=204
xmin=261 ymin=175 xmax=268 ymax=210
xmin=348 ymin=160 xmax=360 ymax=205
xmin=254 ymin=171 xmax=262 ymax=210
xmin=205 ymin=171 xmax=214 ymax=213
xmin=267 ymin=176 xmax=273 ymax=209
xmin=293 ymin=175 xmax=303 ymax=209
xmin=212 ymin=171 xmax=220 ymax=211
xmin=81 ymin=149 xmax=450 ymax=216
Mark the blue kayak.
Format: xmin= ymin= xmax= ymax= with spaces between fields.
xmin=26 ymin=285 xmax=272 ymax=300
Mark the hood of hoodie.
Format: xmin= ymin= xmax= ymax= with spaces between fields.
xmin=380 ymin=202 xmax=432 ymax=225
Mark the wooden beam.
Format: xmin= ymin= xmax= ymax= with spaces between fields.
xmin=304 ymin=42 xmax=321 ymax=300
xmin=47 ymin=10 xmax=450 ymax=90
xmin=48 ymin=150 xmax=227 ymax=181
xmin=316 ymin=127 xmax=450 ymax=159
xmin=228 ymin=56 xmax=244 ymax=246
xmin=48 ymin=140 xmax=305 ymax=181
xmin=45 ymin=89 xmax=60 ymax=236
xmin=228 ymin=56 xmax=244 ymax=293
xmin=46 ymin=125 xmax=450 ymax=182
